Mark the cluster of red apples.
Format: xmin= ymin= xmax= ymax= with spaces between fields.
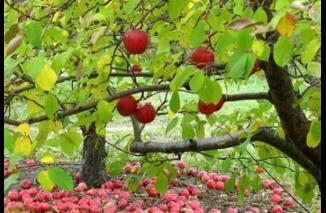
xmin=122 ymin=30 xmax=262 ymax=117
xmin=5 ymin=157 xmax=320 ymax=213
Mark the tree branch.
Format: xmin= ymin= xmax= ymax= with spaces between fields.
xmin=4 ymin=87 xmax=269 ymax=126
xmin=129 ymin=128 xmax=320 ymax=185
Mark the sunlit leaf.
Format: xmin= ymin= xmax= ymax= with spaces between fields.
xmin=35 ymin=65 xmax=57 ymax=91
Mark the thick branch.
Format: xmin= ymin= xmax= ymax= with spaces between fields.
xmin=129 ymin=128 xmax=320 ymax=184
xmin=263 ymin=60 xmax=320 ymax=167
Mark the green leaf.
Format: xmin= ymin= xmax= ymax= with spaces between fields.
xmin=301 ymin=39 xmax=321 ymax=64
xmin=181 ymin=123 xmax=195 ymax=140
xmin=37 ymin=170 xmax=55 ymax=192
xmin=221 ymin=158 xmax=232 ymax=172
xmin=61 ymin=130 xmax=83 ymax=155
xmin=166 ymin=117 xmax=179 ymax=134
xmin=228 ymin=53 xmax=256 ymax=78
xmin=189 ymin=71 xmax=205 ymax=91
xmin=4 ymin=128 xmax=14 ymax=152
xmin=189 ymin=21 xmax=205 ymax=48
xmin=34 ymin=121 xmax=52 ymax=149
xmin=234 ymin=0 xmax=244 ymax=15
xmin=96 ymin=100 xmax=113 ymax=123
xmin=23 ymin=56 xmax=46 ymax=79
xmin=8 ymin=154 xmax=24 ymax=171
xmin=307 ymin=62 xmax=321 ymax=77
xmin=48 ymin=167 xmax=73 ymax=191
xmin=127 ymin=176 xmax=141 ymax=192
xmin=170 ymin=67 xmax=196 ymax=91
xmin=4 ymin=172 xmax=20 ymax=193
xmin=253 ymin=7 xmax=267 ymax=23
xmin=307 ymin=121 xmax=321 ymax=148
xmin=156 ymin=172 xmax=169 ymax=195
xmin=195 ymin=122 xmax=205 ymax=139
xmin=26 ymin=21 xmax=42 ymax=48
xmin=169 ymin=91 xmax=180 ymax=113
xmin=250 ymin=175 xmax=261 ymax=193
xmin=207 ymin=9 xmax=223 ymax=31
xmin=273 ymin=36 xmax=293 ymax=67
xmin=275 ymin=0 xmax=291 ymax=11
xmin=237 ymin=176 xmax=249 ymax=205
xmin=51 ymin=50 xmax=73 ymax=73
xmin=252 ymin=40 xmax=270 ymax=61
xmin=225 ymin=175 xmax=236 ymax=193
xmin=167 ymin=0 xmax=186 ymax=20
xmin=207 ymin=114 xmax=218 ymax=126
xmin=122 ymin=0 xmax=139 ymax=13
xmin=198 ymin=77 xmax=222 ymax=104
xmin=107 ymin=160 xmax=126 ymax=177
xmin=237 ymin=29 xmax=254 ymax=53
xmin=44 ymin=94 xmax=58 ymax=120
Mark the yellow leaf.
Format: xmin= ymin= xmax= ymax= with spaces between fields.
xmin=167 ymin=111 xmax=175 ymax=121
xmin=276 ymin=13 xmax=297 ymax=37
xmin=36 ymin=65 xmax=57 ymax=91
xmin=252 ymin=40 xmax=265 ymax=57
xmin=53 ymin=11 xmax=60 ymax=22
xmin=41 ymin=155 xmax=54 ymax=164
xmin=38 ymin=170 xmax=55 ymax=192
xmin=14 ymin=137 xmax=32 ymax=155
xmin=52 ymin=121 xmax=63 ymax=133
xmin=17 ymin=123 xmax=30 ymax=136
xmin=97 ymin=54 xmax=111 ymax=71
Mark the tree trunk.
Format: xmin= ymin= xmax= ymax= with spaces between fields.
xmin=263 ymin=59 xmax=321 ymax=187
xmin=81 ymin=123 xmax=108 ymax=187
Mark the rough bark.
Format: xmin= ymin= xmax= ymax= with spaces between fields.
xmin=130 ymin=128 xmax=320 ymax=186
xmin=81 ymin=123 xmax=108 ymax=187
xmin=263 ymin=60 xmax=321 ymax=167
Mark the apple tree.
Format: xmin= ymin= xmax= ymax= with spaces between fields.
xmin=4 ymin=0 xmax=321 ymax=203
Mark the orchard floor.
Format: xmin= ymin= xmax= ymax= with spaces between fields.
xmin=4 ymin=160 xmax=321 ymax=213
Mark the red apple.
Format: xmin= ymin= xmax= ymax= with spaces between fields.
xmin=178 ymin=161 xmax=187 ymax=169
xmin=284 ymin=198 xmax=294 ymax=208
xmin=271 ymin=205 xmax=283 ymax=213
xmin=221 ymin=175 xmax=230 ymax=182
xmin=189 ymin=200 xmax=201 ymax=210
xmin=123 ymin=30 xmax=149 ymax=54
xmin=134 ymin=103 xmax=156 ymax=124
xmin=116 ymin=95 xmax=138 ymax=116
xmin=198 ymin=100 xmax=216 ymax=115
xmin=118 ymin=199 xmax=128 ymax=209
xmin=74 ymin=171 xmax=81 ymax=182
xmin=201 ymin=174 xmax=210 ymax=183
xmin=20 ymin=180 xmax=32 ymax=189
xmin=187 ymin=168 xmax=197 ymax=177
xmin=6 ymin=202 xmax=23 ymax=211
xmin=26 ymin=159 xmax=36 ymax=167
xmin=131 ymin=65 xmax=142 ymax=72
xmin=215 ymin=96 xmax=225 ymax=112
xmin=207 ymin=179 xmax=216 ymax=189
xmin=191 ymin=48 xmax=215 ymax=69
xmin=255 ymin=166 xmax=264 ymax=174
xmin=7 ymin=189 xmax=20 ymax=201
xmin=261 ymin=179 xmax=273 ymax=189
xmin=179 ymin=188 xmax=190 ymax=198
xmin=272 ymin=187 xmax=283 ymax=195
xmin=271 ymin=194 xmax=282 ymax=203
xmin=215 ymin=181 xmax=225 ymax=190
xmin=226 ymin=207 xmax=239 ymax=213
